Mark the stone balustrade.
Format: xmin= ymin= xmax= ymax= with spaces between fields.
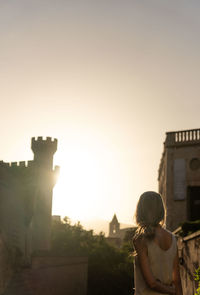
xmin=165 ymin=128 xmax=200 ymax=147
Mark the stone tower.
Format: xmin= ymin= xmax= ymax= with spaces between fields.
xmin=109 ymin=214 xmax=120 ymax=237
xmin=31 ymin=137 xmax=58 ymax=252
xmin=158 ymin=128 xmax=200 ymax=231
xmin=0 ymin=136 xmax=59 ymax=259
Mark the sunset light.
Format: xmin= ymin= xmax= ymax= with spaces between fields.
xmin=52 ymin=135 xmax=143 ymax=227
xmin=1 ymin=1 xmax=200 ymax=294
xmin=53 ymin=146 xmax=101 ymax=221
xmin=1 ymin=0 xmax=200 ymax=232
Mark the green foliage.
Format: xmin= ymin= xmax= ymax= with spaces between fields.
xmin=194 ymin=267 xmax=200 ymax=295
xmin=51 ymin=217 xmax=134 ymax=295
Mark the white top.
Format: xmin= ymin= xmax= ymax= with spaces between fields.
xmin=134 ymin=233 xmax=177 ymax=295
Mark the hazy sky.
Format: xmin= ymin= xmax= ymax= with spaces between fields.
xmin=1 ymin=1 xmax=200 ymax=232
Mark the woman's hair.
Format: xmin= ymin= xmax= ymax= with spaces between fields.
xmin=134 ymin=191 xmax=165 ymax=240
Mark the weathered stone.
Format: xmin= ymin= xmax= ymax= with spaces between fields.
xmin=158 ymin=128 xmax=200 ymax=231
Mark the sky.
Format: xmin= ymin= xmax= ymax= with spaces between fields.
xmin=1 ymin=0 xmax=200 ymax=234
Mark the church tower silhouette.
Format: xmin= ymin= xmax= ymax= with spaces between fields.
xmin=109 ymin=214 xmax=120 ymax=237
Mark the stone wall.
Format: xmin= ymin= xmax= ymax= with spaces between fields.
xmin=3 ymin=256 xmax=88 ymax=295
xmin=0 ymin=233 xmax=14 ymax=295
xmin=32 ymin=256 xmax=88 ymax=295
xmin=177 ymin=230 xmax=200 ymax=295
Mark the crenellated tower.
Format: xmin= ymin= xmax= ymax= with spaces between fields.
xmin=31 ymin=136 xmax=57 ymax=169
xmin=31 ymin=137 xmax=58 ymax=252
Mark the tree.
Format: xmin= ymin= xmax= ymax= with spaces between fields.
xmin=51 ymin=217 xmax=134 ymax=295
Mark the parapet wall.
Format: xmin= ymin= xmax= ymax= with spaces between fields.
xmin=0 ymin=160 xmax=34 ymax=170
xmin=32 ymin=136 xmax=57 ymax=143
xmin=165 ymin=128 xmax=200 ymax=147
xmin=176 ymin=230 xmax=200 ymax=295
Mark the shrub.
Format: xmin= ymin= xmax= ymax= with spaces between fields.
xmin=194 ymin=267 xmax=200 ymax=295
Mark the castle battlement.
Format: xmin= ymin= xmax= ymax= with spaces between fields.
xmin=8 ymin=161 xmax=34 ymax=168
xmin=32 ymin=136 xmax=57 ymax=144
xmin=0 ymin=161 xmax=34 ymax=168
xmin=0 ymin=161 xmax=10 ymax=167
xmin=31 ymin=137 xmax=57 ymax=155
xmin=165 ymin=128 xmax=200 ymax=148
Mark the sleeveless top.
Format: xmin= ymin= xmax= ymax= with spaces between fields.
xmin=134 ymin=233 xmax=177 ymax=295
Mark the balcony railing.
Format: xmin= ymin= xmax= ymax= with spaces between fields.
xmin=165 ymin=129 xmax=200 ymax=147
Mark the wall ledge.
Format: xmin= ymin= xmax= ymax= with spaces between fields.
xmin=183 ymin=230 xmax=200 ymax=241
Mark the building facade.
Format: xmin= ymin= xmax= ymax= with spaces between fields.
xmin=158 ymin=128 xmax=200 ymax=231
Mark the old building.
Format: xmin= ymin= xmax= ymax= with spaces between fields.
xmin=158 ymin=128 xmax=200 ymax=231
xmin=0 ymin=137 xmax=88 ymax=295
xmin=0 ymin=137 xmax=59 ymax=260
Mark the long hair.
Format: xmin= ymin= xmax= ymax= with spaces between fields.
xmin=134 ymin=191 xmax=165 ymax=240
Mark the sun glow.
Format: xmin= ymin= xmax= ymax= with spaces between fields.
xmin=52 ymin=135 xmax=138 ymax=226
xmin=53 ymin=146 xmax=104 ymax=221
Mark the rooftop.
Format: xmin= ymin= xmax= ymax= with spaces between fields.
xmin=165 ymin=128 xmax=200 ymax=147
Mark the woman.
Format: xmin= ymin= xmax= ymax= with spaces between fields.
xmin=133 ymin=191 xmax=183 ymax=295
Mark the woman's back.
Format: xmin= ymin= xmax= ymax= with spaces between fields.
xmin=133 ymin=191 xmax=182 ymax=295
xmin=154 ymin=226 xmax=173 ymax=251
xmin=134 ymin=227 xmax=177 ymax=294
xmin=147 ymin=228 xmax=177 ymax=285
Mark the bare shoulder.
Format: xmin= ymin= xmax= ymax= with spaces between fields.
xmin=133 ymin=234 xmax=147 ymax=252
